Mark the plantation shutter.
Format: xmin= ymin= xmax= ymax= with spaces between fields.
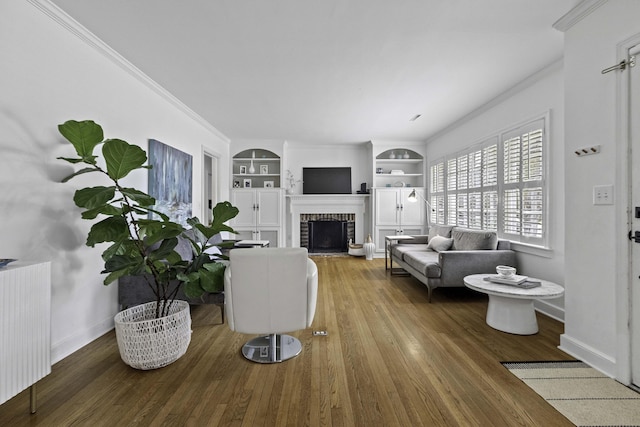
xmin=501 ymin=119 xmax=545 ymax=243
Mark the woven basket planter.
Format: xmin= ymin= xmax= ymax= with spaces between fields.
xmin=114 ymin=300 xmax=191 ymax=370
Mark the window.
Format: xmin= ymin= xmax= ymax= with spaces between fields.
xmin=428 ymin=116 xmax=547 ymax=246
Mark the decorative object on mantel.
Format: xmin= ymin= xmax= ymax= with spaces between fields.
xmin=57 ymin=119 xmax=239 ymax=369
xmin=0 ymin=258 xmax=17 ymax=269
xmin=285 ymin=169 xmax=301 ymax=194
xmin=248 ymin=150 xmax=256 ymax=174
xmin=364 ymin=235 xmax=375 ymax=261
xmin=348 ymin=239 xmax=364 ymax=257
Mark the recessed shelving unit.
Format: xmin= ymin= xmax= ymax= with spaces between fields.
xmin=374 ymin=149 xmax=424 ymax=188
xmin=232 ymin=149 xmax=281 ymax=188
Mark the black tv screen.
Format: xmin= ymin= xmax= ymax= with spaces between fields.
xmin=303 ymin=167 xmax=352 ymax=194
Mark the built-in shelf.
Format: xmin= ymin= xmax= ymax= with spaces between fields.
xmin=232 ymin=149 xmax=281 ymax=188
xmin=374 ymin=148 xmax=424 ymax=188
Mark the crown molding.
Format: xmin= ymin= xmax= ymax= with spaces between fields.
xmin=425 ymin=59 xmax=563 ymax=144
xmin=27 ymin=0 xmax=230 ymax=144
xmin=552 ymin=0 xmax=608 ymax=32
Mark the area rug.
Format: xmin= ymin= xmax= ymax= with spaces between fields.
xmin=502 ymin=361 xmax=640 ymax=426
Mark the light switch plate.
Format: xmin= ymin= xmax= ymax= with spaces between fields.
xmin=593 ymin=185 xmax=614 ymax=205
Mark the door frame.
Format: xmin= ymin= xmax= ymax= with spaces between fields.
xmin=202 ymin=149 xmax=220 ymax=225
xmin=615 ymin=33 xmax=640 ymax=386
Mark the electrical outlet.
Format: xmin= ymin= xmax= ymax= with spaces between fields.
xmin=593 ymin=185 xmax=614 ymax=205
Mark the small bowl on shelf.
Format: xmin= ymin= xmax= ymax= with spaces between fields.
xmin=0 ymin=258 xmax=17 ymax=269
xmin=496 ymin=265 xmax=516 ymax=277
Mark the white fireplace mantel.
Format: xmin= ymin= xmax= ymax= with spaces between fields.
xmin=287 ymin=194 xmax=368 ymax=247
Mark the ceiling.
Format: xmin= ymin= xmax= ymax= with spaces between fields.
xmin=51 ymin=0 xmax=580 ymax=144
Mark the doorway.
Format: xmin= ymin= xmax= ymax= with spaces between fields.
xmin=629 ymin=42 xmax=640 ymax=389
xmin=203 ymin=152 xmax=219 ymax=225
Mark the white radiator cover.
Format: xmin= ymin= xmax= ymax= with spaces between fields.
xmin=0 ymin=261 xmax=51 ymax=406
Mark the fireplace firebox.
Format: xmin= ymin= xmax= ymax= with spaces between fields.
xmin=307 ymin=220 xmax=348 ymax=253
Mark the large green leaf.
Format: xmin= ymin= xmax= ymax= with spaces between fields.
xmin=120 ymin=187 xmax=155 ymax=207
xmin=201 ymin=263 xmax=225 ymax=292
xmin=58 ymin=120 xmax=104 ymax=161
xmin=59 ymin=166 xmax=100 ymax=183
xmin=86 ymin=216 xmax=129 ymax=247
xmin=138 ymin=220 xmax=184 ymax=245
xmin=211 ymin=201 xmax=239 ymax=230
xmin=81 ymin=204 xmax=121 ymax=220
xmin=102 ymin=139 xmax=147 ymax=180
xmin=73 ymin=186 xmax=116 ymax=209
xmin=103 ymin=254 xmax=143 ymax=273
xmin=101 ymin=240 xmax=138 ymax=262
xmin=182 ymin=279 xmax=204 ymax=299
xmin=147 ymin=237 xmax=179 ymax=262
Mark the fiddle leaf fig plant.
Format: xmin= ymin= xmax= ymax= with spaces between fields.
xmin=58 ymin=119 xmax=238 ymax=318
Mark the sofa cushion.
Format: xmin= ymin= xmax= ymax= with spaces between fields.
xmin=428 ymin=225 xmax=454 ymax=241
xmin=451 ymin=228 xmax=498 ymax=250
xmin=403 ymin=251 xmax=441 ymax=278
xmin=391 ymin=244 xmax=429 ymax=260
xmin=427 ymin=235 xmax=453 ymax=252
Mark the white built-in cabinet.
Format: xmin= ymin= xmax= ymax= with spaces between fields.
xmin=230 ymin=188 xmax=284 ymax=247
xmin=373 ymin=187 xmax=426 ymax=252
xmin=230 ymin=148 xmax=283 ymax=247
xmin=371 ymin=146 xmax=426 ymax=253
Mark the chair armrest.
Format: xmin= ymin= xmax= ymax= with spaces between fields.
xmin=307 ymin=259 xmax=318 ymax=327
xmin=438 ymin=250 xmax=517 ymax=284
xmin=223 ymin=267 xmax=234 ymax=331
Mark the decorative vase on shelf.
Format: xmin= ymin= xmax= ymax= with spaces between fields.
xmin=364 ymin=234 xmax=375 ymax=261
xmin=403 ymin=151 xmax=410 ymax=159
xmin=248 ymin=160 xmax=256 ymax=174
xmin=389 ymin=151 xmax=396 ymax=159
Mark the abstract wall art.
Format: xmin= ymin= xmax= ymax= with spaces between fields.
xmin=148 ymin=139 xmax=192 ymax=226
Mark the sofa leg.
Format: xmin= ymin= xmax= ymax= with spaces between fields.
xmin=219 ymin=303 xmax=225 ymax=324
xmin=427 ymin=287 xmax=432 ymax=303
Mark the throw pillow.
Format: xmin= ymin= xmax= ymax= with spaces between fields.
xmin=427 ymin=235 xmax=454 ymax=252
xmin=451 ymin=228 xmax=498 ymax=250
xmin=428 ymin=225 xmax=454 ymax=242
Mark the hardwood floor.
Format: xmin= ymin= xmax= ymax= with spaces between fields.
xmin=0 ymin=256 xmax=574 ymax=426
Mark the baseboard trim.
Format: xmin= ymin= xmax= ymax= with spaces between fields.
xmin=534 ymin=299 xmax=564 ymax=323
xmin=559 ymin=334 xmax=617 ymax=379
xmin=51 ymin=316 xmax=114 ymax=364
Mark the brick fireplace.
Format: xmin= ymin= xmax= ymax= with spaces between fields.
xmin=288 ymin=195 xmax=368 ymax=248
xmin=300 ymin=213 xmax=355 ymax=253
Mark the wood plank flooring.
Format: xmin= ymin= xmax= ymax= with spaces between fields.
xmin=0 ymin=256 xmax=574 ymax=426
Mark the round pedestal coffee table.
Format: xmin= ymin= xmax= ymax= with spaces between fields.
xmin=463 ymin=274 xmax=564 ymax=335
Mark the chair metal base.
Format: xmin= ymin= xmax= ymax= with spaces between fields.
xmin=242 ymin=333 xmax=302 ymax=363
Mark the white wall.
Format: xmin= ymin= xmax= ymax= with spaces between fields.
xmin=560 ymin=0 xmax=640 ymax=379
xmin=284 ymin=142 xmax=371 ymax=195
xmin=425 ymin=61 xmax=566 ymax=319
xmin=283 ymin=142 xmax=371 ymax=244
xmin=0 ymin=1 xmax=230 ymax=362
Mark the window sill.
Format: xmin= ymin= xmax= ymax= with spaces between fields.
xmin=510 ymin=241 xmax=553 ymax=258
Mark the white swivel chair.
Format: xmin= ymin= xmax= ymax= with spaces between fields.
xmin=224 ymin=247 xmax=318 ymax=363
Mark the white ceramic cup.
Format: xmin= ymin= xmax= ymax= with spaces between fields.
xmin=496 ymin=265 xmax=516 ymax=277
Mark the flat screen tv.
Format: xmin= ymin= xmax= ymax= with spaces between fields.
xmin=303 ymin=167 xmax=352 ymax=194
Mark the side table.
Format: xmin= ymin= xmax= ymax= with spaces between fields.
xmin=385 ymin=235 xmax=414 ymax=274
xmin=463 ymin=274 xmax=564 ymax=335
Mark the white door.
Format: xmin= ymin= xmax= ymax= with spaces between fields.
xmin=400 ymin=188 xmax=425 ymax=226
xmin=375 ymin=189 xmax=400 ymax=226
xmin=255 ymin=189 xmax=281 ymax=227
xmin=629 ymin=44 xmax=640 ymax=388
xmin=230 ymin=190 xmax=257 ymax=228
